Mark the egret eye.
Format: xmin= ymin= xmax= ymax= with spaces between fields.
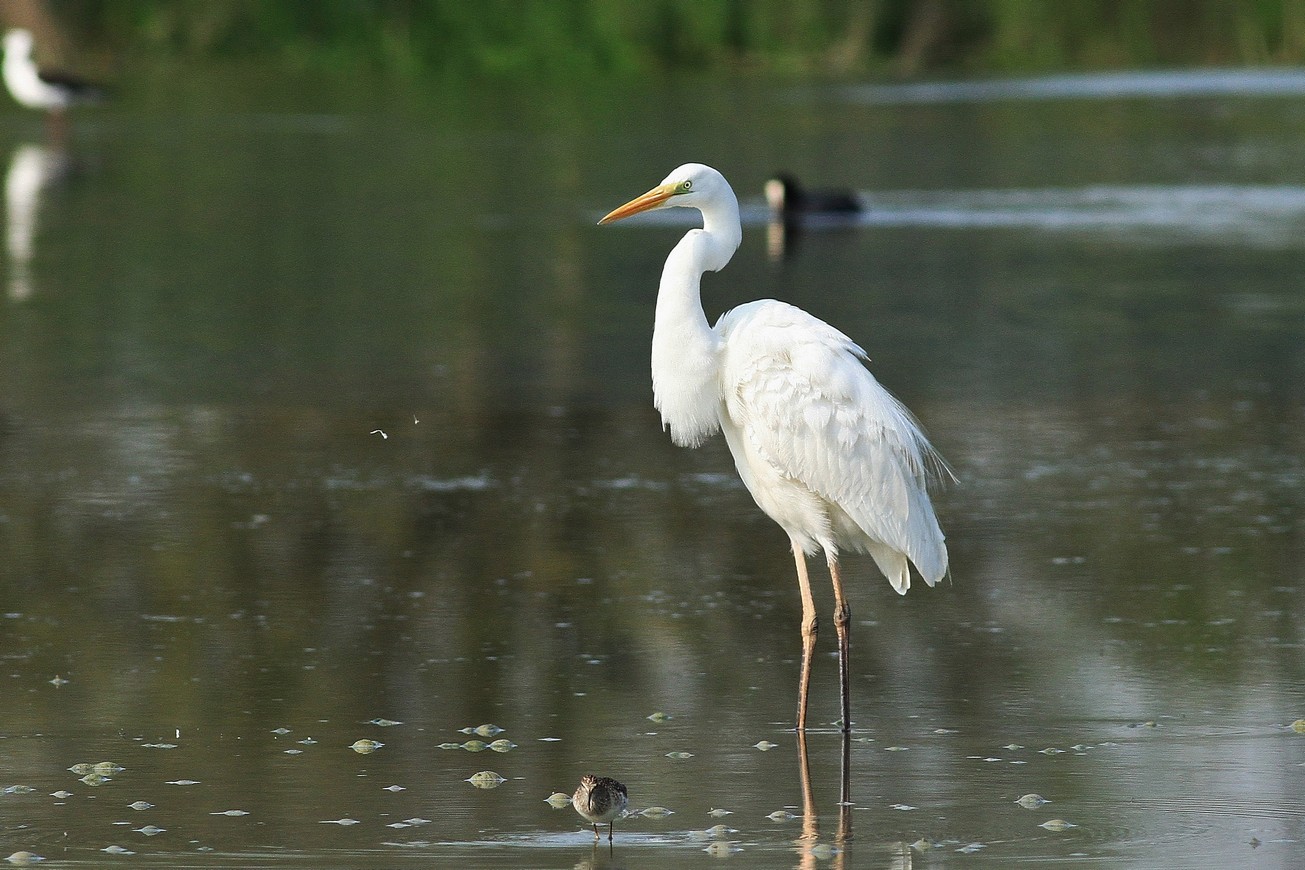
xmin=682 ymin=180 xmax=692 ymax=191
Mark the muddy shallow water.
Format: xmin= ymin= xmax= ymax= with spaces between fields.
xmin=0 ymin=67 xmax=1302 ymax=867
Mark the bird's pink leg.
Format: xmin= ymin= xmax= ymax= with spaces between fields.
xmin=829 ymin=556 xmax=851 ymax=732
xmin=793 ymin=542 xmax=817 ymax=731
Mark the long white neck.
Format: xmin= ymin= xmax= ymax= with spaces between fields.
xmin=650 ymin=190 xmax=741 ymax=448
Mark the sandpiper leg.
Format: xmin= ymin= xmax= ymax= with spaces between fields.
xmin=829 ymin=557 xmax=851 ymax=732
xmin=793 ymin=542 xmax=818 ymax=731
xmin=592 ymin=823 xmax=599 ymax=840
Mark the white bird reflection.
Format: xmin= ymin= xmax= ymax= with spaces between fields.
xmin=5 ymin=141 xmax=71 ymax=300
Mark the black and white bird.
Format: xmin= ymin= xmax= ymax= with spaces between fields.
xmin=764 ymin=173 xmax=862 ymax=219
xmin=3 ymin=29 xmax=105 ymax=115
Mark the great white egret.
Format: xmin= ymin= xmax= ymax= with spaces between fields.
xmin=572 ymin=774 xmax=628 ymax=841
xmin=765 ymin=173 xmax=863 ymax=218
xmin=599 ymin=163 xmax=948 ymax=732
xmin=2 ymin=30 xmax=105 ymax=114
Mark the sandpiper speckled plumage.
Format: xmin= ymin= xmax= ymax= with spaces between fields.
xmin=572 ymin=774 xmax=628 ymax=841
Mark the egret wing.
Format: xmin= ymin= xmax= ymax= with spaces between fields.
xmin=717 ymin=300 xmax=947 ymax=592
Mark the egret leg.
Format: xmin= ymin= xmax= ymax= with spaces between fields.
xmin=829 ymin=556 xmax=851 ymax=732
xmin=793 ymin=542 xmax=818 ymax=731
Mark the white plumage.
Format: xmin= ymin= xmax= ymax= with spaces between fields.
xmin=3 ymin=29 xmax=104 ymax=113
xmin=599 ymin=163 xmax=949 ymax=731
xmin=716 ymin=299 xmax=948 ymax=593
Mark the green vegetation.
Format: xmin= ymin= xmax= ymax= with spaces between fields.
xmin=51 ymin=0 xmax=1305 ymax=79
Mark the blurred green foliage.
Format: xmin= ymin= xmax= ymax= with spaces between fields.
xmin=52 ymin=0 xmax=1305 ymax=78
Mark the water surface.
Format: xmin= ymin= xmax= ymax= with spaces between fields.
xmin=0 ymin=66 xmax=1302 ymax=868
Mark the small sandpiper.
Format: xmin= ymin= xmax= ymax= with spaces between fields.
xmin=572 ymin=774 xmax=628 ymax=842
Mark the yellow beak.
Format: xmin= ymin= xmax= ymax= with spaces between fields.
xmin=598 ymin=183 xmax=676 ymax=225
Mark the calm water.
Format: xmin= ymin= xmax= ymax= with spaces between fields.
xmin=0 ymin=67 xmax=1302 ymax=868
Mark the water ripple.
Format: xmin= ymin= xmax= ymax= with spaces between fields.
xmin=839 ymin=68 xmax=1305 ymax=104
xmin=605 ymin=185 xmax=1305 ymax=246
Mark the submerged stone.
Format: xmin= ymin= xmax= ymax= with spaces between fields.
xmin=4 ymin=852 xmax=43 ymax=865
xmin=466 ymin=771 xmax=505 ymax=789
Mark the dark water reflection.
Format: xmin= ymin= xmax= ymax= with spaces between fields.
xmin=0 ymin=68 xmax=1302 ymax=867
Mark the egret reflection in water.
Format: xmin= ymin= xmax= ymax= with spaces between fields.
xmin=795 ymin=731 xmax=854 ymax=868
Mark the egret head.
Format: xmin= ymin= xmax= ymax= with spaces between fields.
xmin=599 ymin=163 xmax=728 ymax=224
